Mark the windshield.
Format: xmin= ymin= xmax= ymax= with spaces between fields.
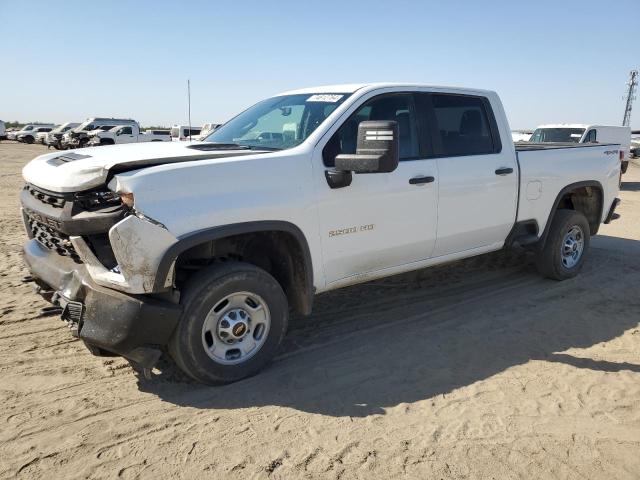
xmin=204 ymin=93 xmax=351 ymax=150
xmin=530 ymin=128 xmax=585 ymax=143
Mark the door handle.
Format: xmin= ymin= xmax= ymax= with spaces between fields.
xmin=409 ymin=176 xmax=435 ymax=185
xmin=495 ymin=167 xmax=514 ymax=176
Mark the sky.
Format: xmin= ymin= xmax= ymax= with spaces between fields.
xmin=1 ymin=0 xmax=638 ymax=130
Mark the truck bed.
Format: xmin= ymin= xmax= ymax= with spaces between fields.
xmin=514 ymin=142 xmax=620 ymax=235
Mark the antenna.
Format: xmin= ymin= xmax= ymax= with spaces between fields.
xmin=622 ymin=70 xmax=638 ymax=127
xmin=187 ymin=79 xmax=192 ymax=142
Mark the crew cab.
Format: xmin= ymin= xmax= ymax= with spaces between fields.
xmin=88 ymin=124 xmax=172 ymax=146
xmin=20 ymin=83 xmax=622 ymax=385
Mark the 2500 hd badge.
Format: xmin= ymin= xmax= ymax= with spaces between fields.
xmin=329 ymin=224 xmax=375 ymax=237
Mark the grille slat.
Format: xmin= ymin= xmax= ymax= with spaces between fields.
xmin=27 ymin=217 xmax=80 ymax=260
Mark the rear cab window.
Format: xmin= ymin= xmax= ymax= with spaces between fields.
xmin=427 ymin=93 xmax=500 ymax=157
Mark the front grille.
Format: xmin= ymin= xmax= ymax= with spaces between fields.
xmin=26 ymin=185 xmax=66 ymax=208
xmin=27 ymin=217 xmax=80 ymax=261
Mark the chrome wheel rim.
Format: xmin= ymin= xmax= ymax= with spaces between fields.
xmin=561 ymin=225 xmax=584 ymax=269
xmin=201 ymin=291 xmax=271 ymax=365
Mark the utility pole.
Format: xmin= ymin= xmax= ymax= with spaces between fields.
xmin=622 ymin=70 xmax=638 ymax=127
xmin=187 ymin=79 xmax=192 ymax=142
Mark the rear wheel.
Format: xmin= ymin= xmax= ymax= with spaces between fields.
xmin=536 ymin=209 xmax=590 ymax=280
xmin=169 ymin=262 xmax=288 ymax=384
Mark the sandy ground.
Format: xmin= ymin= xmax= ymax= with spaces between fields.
xmin=0 ymin=141 xmax=639 ymax=479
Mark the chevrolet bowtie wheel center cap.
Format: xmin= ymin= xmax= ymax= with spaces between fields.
xmin=218 ymin=309 xmax=251 ymax=344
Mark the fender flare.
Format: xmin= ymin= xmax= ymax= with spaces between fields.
xmin=152 ymin=220 xmax=314 ymax=310
xmin=538 ymin=180 xmax=604 ymax=250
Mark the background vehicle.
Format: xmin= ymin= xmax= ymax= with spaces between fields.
xmin=17 ymin=125 xmax=55 ymax=144
xmin=531 ymin=124 xmax=631 ymax=172
xmin=197 ymin=123 xmax=221 ymax=139
xmin=62 ymin=118 xmax=138 ymax=148
xmin=45 ymin=122 xmax=80 ymax=149
xmin=36 ymin=127 xmax=55 ymax=144
xmin=511 ymin=130 xmax=532 ymax=142
xmin=0 ymin=120 xmax=5 ymax=140
xmin=631 ymin=130 xmax=640 ymax=158
xmin=21 ymin=83 xmax=622 ymax=385
xmin=171 ymin=125 xmax=202 ymax=141
xmin=88 ymin=124 xmax=172 ymax=145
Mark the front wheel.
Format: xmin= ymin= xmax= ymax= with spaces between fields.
xmin=169 ymin=262 xmax=288 ymax=384
xmin=536 ymin=209 xmax=590 ymax=280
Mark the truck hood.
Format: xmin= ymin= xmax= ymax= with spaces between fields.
xmin=22 ymin=141 xmax=266 ymax=193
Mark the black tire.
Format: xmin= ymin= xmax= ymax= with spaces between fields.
xmin=24 ymin=135 xmax=34 ymax=144
xmin=536 ymin=209 xmax=590 ymax=280
xmin=169 ymin=262 xmax=288 ymax=385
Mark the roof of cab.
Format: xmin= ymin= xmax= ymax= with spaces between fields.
xmin=277 ymin=83 xmax=495 ymax=96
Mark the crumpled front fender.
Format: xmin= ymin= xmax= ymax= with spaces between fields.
xmin=71 ymin=214 xmax=178 ymax=294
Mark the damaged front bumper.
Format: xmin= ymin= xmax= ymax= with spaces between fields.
xmin=23 ymin=238 xmax=181 ymax=368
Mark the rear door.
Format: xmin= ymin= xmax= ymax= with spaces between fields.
xmin=420 ymin=93 xmax=518 ymax=256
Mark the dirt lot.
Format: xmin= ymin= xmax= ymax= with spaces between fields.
xmin=1 ymin=141 xmax=639 ymax=479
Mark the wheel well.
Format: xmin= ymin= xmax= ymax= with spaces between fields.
xmin=556 ymin=185 xmax=603 ymax=235
xmin=174 ymin=230 xmax=312 ymax=315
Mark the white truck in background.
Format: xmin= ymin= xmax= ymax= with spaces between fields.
xmin=36 ymin=128 xmax=55 ymax=145
xmin=45 ymin=122 xmax=80 ymax=149
xmin=511 ymin=130 xmax=532 ymax=142
xmin=62 ymin=118 xmax=138 ymax=149
xmin=20 ymin=83 xmax=622 ymax=385
xmin=88 ymin=124 xmax=171 ymax=146
xmin=171 ymin=125 xmax=202 ymax=141
xmin=197 ymin=123 xmax=221 ymax=140
xmin=531 ymin=124 xmax=631 ymax=172
xmin=15 ymin=124 xmax=55 ymax=144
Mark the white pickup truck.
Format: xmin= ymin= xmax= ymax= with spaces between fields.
xmin=87 ymin=124 xmax=171 ymax=146
xmin=20 ymin=83 xmax=622 ymax=385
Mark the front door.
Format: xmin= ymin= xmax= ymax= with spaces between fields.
xmin=314 ymin=92 xmax=439 ymax=286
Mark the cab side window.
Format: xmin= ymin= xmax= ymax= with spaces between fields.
xmin=430 ymin=94 xmax=497 ymax=156
xmin=120 ymin=127 xmax=133 ymax=135
xmin=323 ymin=94 xmax=419 ymax=166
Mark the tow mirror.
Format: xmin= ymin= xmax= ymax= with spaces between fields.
xmin=335 ymin=120 xmax=399 ymax=174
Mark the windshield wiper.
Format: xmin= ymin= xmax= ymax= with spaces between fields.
xmin=187 ymin=143 xmax=251 ymax=151
xmin=188 ymin=142 xmax=283 ymax=152
xmin=245 ymin=145 xmax=282 ymax=151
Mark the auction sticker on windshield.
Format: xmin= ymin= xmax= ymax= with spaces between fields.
xmin=307 ymin=94 xmax=344 ymax=102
